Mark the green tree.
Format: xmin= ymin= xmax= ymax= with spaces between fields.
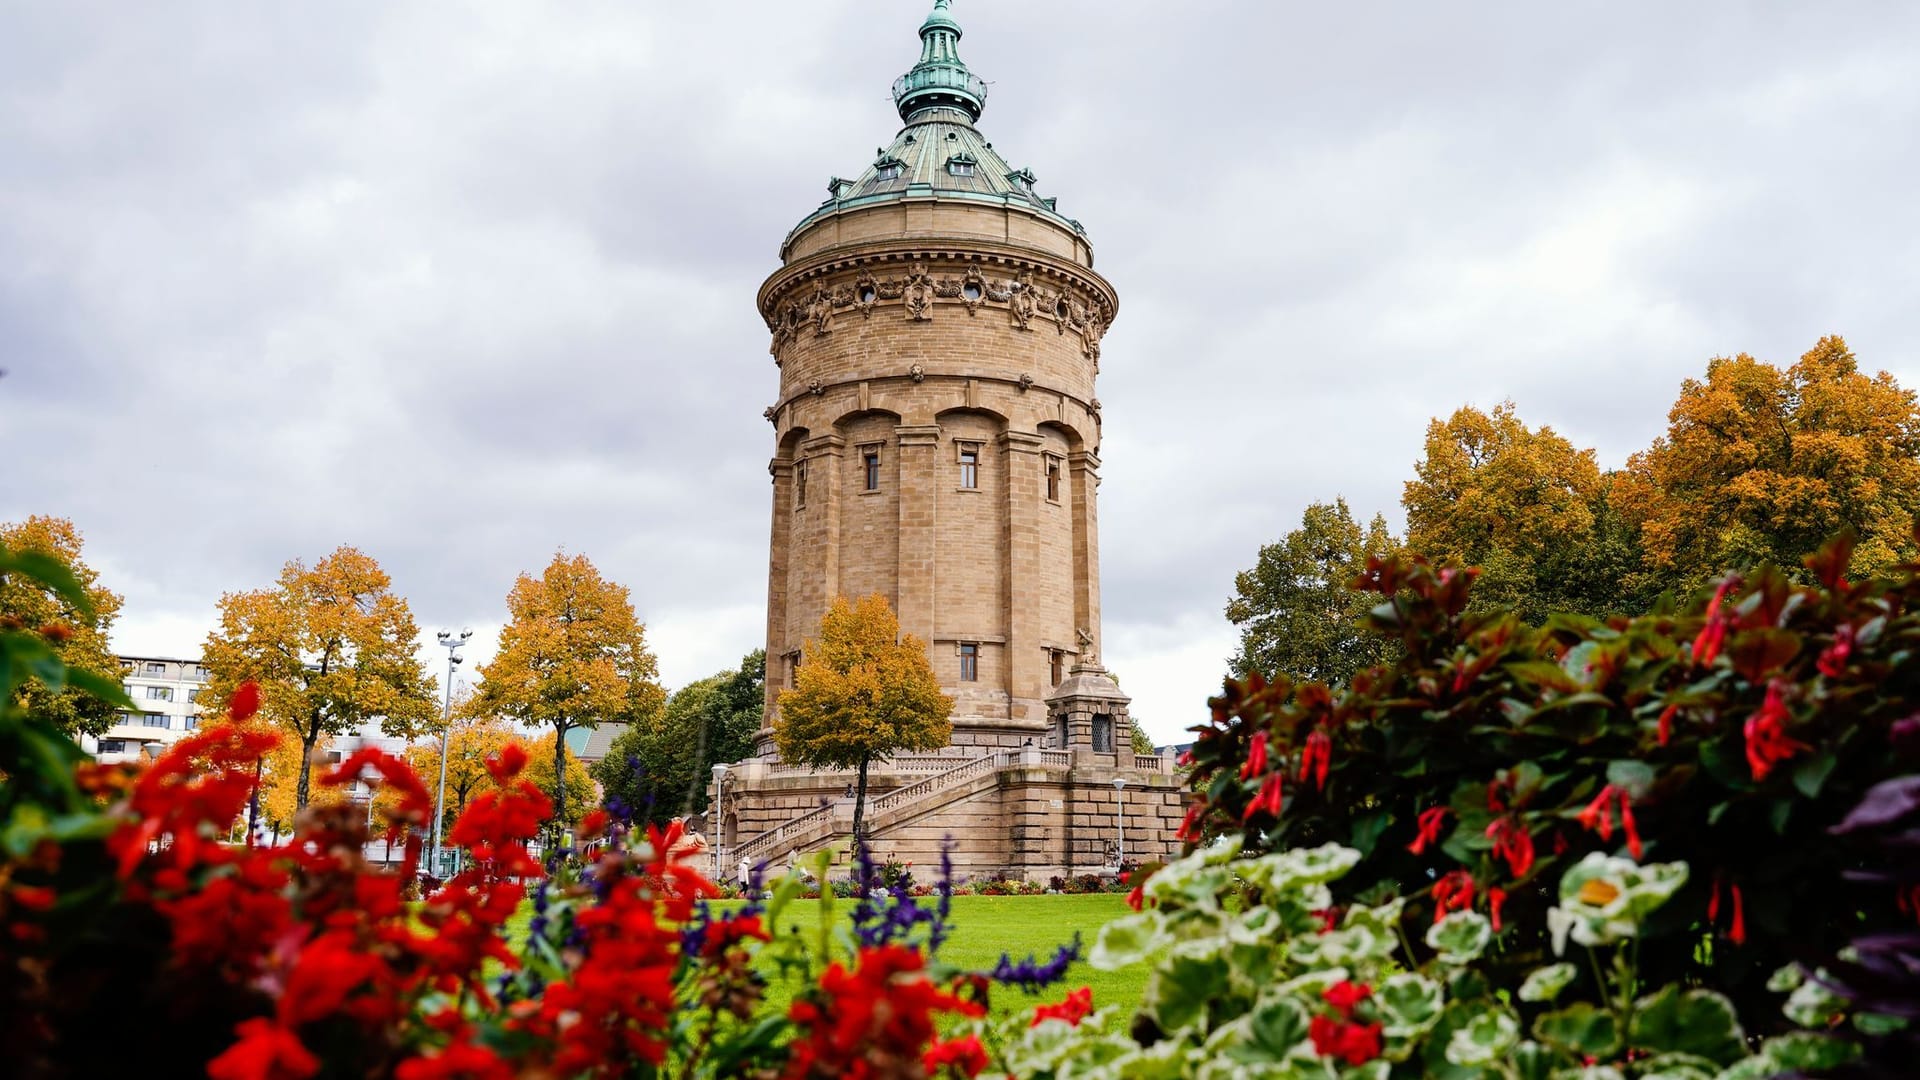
xmin=775 ymin=595 xmax=952 ymax=843
xmin=1615 ymin=335 xmax=1920 ymax=593
xmin=473 ymin=552 xmax=665 ymax=833
xmin=0 ymin=517 xmax=124 ymax=738
xmin=201 ymin=546 xmax=437 ymax=810
xmin=1225 ymin=498 xmax=1399 ymax=684
xmin=593 ymin=650 xmax=764 ymax=827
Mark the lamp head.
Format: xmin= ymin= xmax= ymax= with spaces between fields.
xmin=1112 ymin=777 xmax=1127 ymax=791
xmin=460 ymin=629 xmax=473 ymax=641
xmin=437 ymin=630 xmax=450 ymax=642
xmin=712 ymin=764 xmax=729 ymax=780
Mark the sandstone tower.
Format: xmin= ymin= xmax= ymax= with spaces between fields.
xmin=715 ymin=1 xmax=1183 ymax=882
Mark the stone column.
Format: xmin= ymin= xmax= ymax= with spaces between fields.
xmin=1068 ymin=449 xmax=1102 ymax=664
xmin=760 ymin=458 xmax=793 ymax=752
xmin=801 ymin=434 xmax=846 ymax=598
xmin=1000 ymin=429 xmax=1045 ymax=724
xmin=894 ymin=424 xmax=942 ymax=646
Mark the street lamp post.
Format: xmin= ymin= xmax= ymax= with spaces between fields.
xmin=1112 ymin=776 xmax=1128 ymax=870
xmin=711 ymin=764 xmax=729 ymax=882
xmin=433 ymin=629 xmax=472 ymax=879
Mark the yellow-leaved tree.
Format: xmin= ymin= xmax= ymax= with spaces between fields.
xmin=255 ymin=734 xmax=349 ymax=842
xmin=201 ymin=546 xmax=437 ymax=810
xmin=520 ymin=730 xmax=596 ymax=830
xmin=404 ymin=713 xmax=513 ymax=837
xmin=775 ymin=594 xmax=953 ymax=844
xmin=472 ymin=552 xmax=664 ymax=833
xmin=0 ymin=516 xmax=125 ymax=737
xmin=1615 ymin=336 xmax=1920 ymax=591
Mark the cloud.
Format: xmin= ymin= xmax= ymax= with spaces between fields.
xmin=4 ymin=0 xmax=1919 ymax=737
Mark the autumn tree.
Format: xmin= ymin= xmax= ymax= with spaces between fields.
xmin=520 ymin=731 xmax=596 ymax=829
xmin=775 ymin=595 xmax=952 ymax=843
xmin=0 ymin=517 xmax=125 ymax=737
xmin=593 ymin=649 xmax=765 ymax=827
xmin=1615 ymin=336 xmax=1920 ymax=591
xmin=1402 ymin=402 xmax=1645 ymax=621
xmin=201 ymin=546 xmax=437 ymax=810
xmin=1226 ymin=499 xmax=1399 ymax=684
xmin=472 ymin=552 xmax=664 ymax=833
xmin=403 ymin=715 xmax=513 ymax=836
xmin=255 ymin=734 xmax=350 ymax=842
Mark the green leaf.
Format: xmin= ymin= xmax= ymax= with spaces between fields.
xmin=1605 ymin=759 xmax=1655 ymax=798
xmin=1425 ymin=910 xmax=1492 ymax=965
xmin=1757 ymin=1033 xmax=1858 ymax=1072
xmin=1517 ymin=962 xmax=1577 ymax=1003
xmin=1377 ymin=973 xmax=1445 ymax=1033
xmin=0 ymin=548 xmax=94 ymax=613
xmin=1145 ymin=952 xmax=1231 ymax=1034
xmin=1505 ymin=661 xmax=1584 ymax=694
xmin=1349 ymin=809 xmax=1391 ymax=856
xmin=1628 ymin=986 xmax=1745 ymax=1065
xmin=65 ymin=666 xmax=136 ymax=710
xmin=1533 ymin=1002 xmax=1619 ymax=1057
xmin=1444 ymin=1010 xmax=1519 ymax=1067
xmin=1791 ymin=750 xmax=1838 ymax=799
xmin=1091 ymin=910 xmax=1166 ymax=970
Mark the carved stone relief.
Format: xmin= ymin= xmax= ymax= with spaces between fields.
xmin=902 ymin=263 xmax=935 ymax=321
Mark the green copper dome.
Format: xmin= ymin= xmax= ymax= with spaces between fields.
xmin=786 ymin=1 xmax=1084 ymax=246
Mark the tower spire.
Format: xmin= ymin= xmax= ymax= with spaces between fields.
xmin=892 ymin=0 xmax=987 ymax=123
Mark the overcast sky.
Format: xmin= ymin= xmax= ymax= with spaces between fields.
xmin=6 ymin=2 xmax=1919 ymax=744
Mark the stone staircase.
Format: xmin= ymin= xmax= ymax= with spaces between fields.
xmin=726 ymin=751 xmax=1005 ymax=879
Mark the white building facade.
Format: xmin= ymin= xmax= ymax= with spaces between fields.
xmin=88 ymin=654 xmax=211 ymax=763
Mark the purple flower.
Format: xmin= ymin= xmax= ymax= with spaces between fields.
xmin=988 ymin=933 xmax=1083 ymax=993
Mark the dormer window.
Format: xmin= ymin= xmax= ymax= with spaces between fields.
xmin=874 ymin=154 xmax=905 ymax=182
xmin=946 ymin=153 xmax=977 ymax=178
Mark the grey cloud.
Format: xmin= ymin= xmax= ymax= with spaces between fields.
xmin=4 ymin=1 xmax=1919 ymax=741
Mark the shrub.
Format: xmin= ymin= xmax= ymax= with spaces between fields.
xmin=1181 ymin=536 xmax=1920 ymax=1031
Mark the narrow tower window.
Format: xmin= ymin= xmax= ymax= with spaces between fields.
xmin=959 ymin=642 xmax=978 ymax=682
xmin=958 ymin=445 xmax=978 ymax=489
xmin=1045 ymin=457 xmax=1061 ymax=501
xmin=864 ymin=451 xmax=881 ymax=491
xmin=794 ymin=459 xmax=808 ymax=508
xmin=1049 ymin=649 xmax=1063 ymax=686
xmin=1092 ymin=714 xmax=1114 ymax=753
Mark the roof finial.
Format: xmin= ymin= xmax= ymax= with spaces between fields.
xmin=892 ymin=0 xmax=987 ymax=123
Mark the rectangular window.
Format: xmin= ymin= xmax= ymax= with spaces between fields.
xmin=1045 ymin=457 xmax=1061 ymax=501
xmin=187 ymin=688 xmax=201 ymax=703
xmin=959 ymin=643 xmax=978 ymax=682
xmin=144 ymin=661 xmax=165 ymax=675
xmin=1050 ymin=649 xmax=1064 ymax=686
xmin=1054 ymin=714 xmax=1068 ymax=748
xmin=794 ymin=459 xmax=808 ymax=508
xmin=864 ymin=451 xmax=880 ymax=491
xmin=958 ymin=446 xmax=979 ymax=489
xmin=99 ymin=739 xmax=126 ymax=754
xmin=326 ymin=751 xmax=343 ymax=764
xmin=1092 ymin=715 xmax=1114 ymax=753
xmin=183 ymin=716 xmax=200 ymax=731
xmin=193 ymin=665 xmax=209 ymax=680
xmin=147 ymin=685 xmax=172 ymax=701
xmin=140 ymin=713 xmax=169 ymax=729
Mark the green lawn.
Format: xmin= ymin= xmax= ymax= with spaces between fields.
xmin=503 ymin=892 xmax=1139 ymax=1021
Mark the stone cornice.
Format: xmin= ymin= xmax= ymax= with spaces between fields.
xmin=768 ymin=371 xmax=1097 ymax=430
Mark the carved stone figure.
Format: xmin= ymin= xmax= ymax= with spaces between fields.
xmin=1009 ymin=271 xmax=1036 ymax=331
xmin=1017 ymin=372 xmax=1034 ymax=391
xmin=908 ymin=363 xmax=925 ymax=383
xmin=807 ymin=285 xmax=834 ymax=336
xmin=808 ymin=378 xmax=825 ymax=396
xmin=902 ymin=263 xmax=935 ymax=321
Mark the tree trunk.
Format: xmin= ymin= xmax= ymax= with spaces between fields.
xmin=553 ymin=720 xmax=569 ymax=844
xmin=852 ymin=753 xmax=871 ymax=850
xmin=295 ymin=708 xmax=323 ymax=810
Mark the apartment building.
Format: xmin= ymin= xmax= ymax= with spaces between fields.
xmin=88 ymin=654 xmax=210 ymax=762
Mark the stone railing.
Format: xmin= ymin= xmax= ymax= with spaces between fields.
xmin=733 ymin=802 xmax=837 ymax=867
xmin=1035 ymin=750 xmax=1072 ymax=768
xmin=764 ymin=752 xmax=979 ymax=777
xmin=868 ymin=753 xmax=1001 ymax=818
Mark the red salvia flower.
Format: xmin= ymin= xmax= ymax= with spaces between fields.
xmin=1818 ymin=623 xmax=1856 ymax=678
xmin=1693 ymin=577 xmax=1739 ymax=667
xmin=230 ymin=681 xmax=262 ymax=723
xmin=1238 ymin=730 xmax=1268 ymax=781
xmin=1730 ymin=883 xmax=1746 ymax=945
xmin=1618 ymin=791 xmax=1643 ymax=860
xmin=1298 ymin=728 xmax=1332 ymax=791
xmin=1242 ymin=772 xmax=1284 ymax=823
xmin=1485 ymin=816 xmax=1535 ymax=877
xmin=486 ymin=743 xmax=529 ymax=785
xmin=1657 ymin=703 xmax=1678 ymax=747
xmin=1431 ymin=871 xmax=1475 ymax=924
xmin=1577 ymin=786 xmax=1617 ymax=841
xmin=1488 ymin=886 xmax=1508 ymax=933
xmin=1407 ymin=806 xmax=1448 ymax=855
xmin=1745 ymin=680 xmax=1810 ymax=781
xmin=1175 ymin=802 xmax=1205 ymax=843
xmin=206 ymin=1018 xmax=319 ymax=1080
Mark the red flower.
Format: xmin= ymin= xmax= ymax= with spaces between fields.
xmin=486 ymin=743 xmax=529 ymax=785
xmin=1489 ymin=886 xmax=1508 ymax=933
xmin=1321 ymin=980 xmax=1371 ymax=1017
xmin=1032 ymin=986 xmax=1094 ymax=1027
xmin=395 ymin=1041 xmax=514 ymax=1080
xmin=1432 ymin=871 xmax=1475 ymax=924
xmin=230 ymin=681 xmax=262 ymax=723
xmin=207 ymin=1019 xmax=319 ymax=1080
xmin=1407 ymin=806 xmax=1448 ymax=855
xmin=923 ymin=1034 xmax=989 ymax=1077
xmin=1238 ymin=730 xmax=1268 ymax=781
xmin=1298 ymin=728 xmax=1332 ymax=791
xmin=1693 ymin=577 xmax=1739 ymax=667
xmin=1745 ymin=680 xmax=1810 ymax=781
xmin=1619 ymin=792 xmax=1643 ymax=860
xmin=782 ymin=944 xmax=984 ymax=1079
xmin=1242 ymin=771 xmax=1284 ymax=823
xmin=1485 ymin=816 xmax=1535 ymax=877
xmin=1818 ymin=623 xmax=1856 ymax=678
xmin=1710 ymin=876 xmax=1748 ymax=946
xmin=1125 ymin=882 xmax=1145 ymax=911
xmin=1577 ymin=785 xmax=1617 ymax=841
xmin=1657 ymin=703 xmax=1679 ymax=747
xmin=1309 ymin=1015 xmax=1384 ymax=1066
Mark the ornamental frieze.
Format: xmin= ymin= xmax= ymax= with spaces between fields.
xmin=766 ymin=262 xmax=1110 ymax=366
